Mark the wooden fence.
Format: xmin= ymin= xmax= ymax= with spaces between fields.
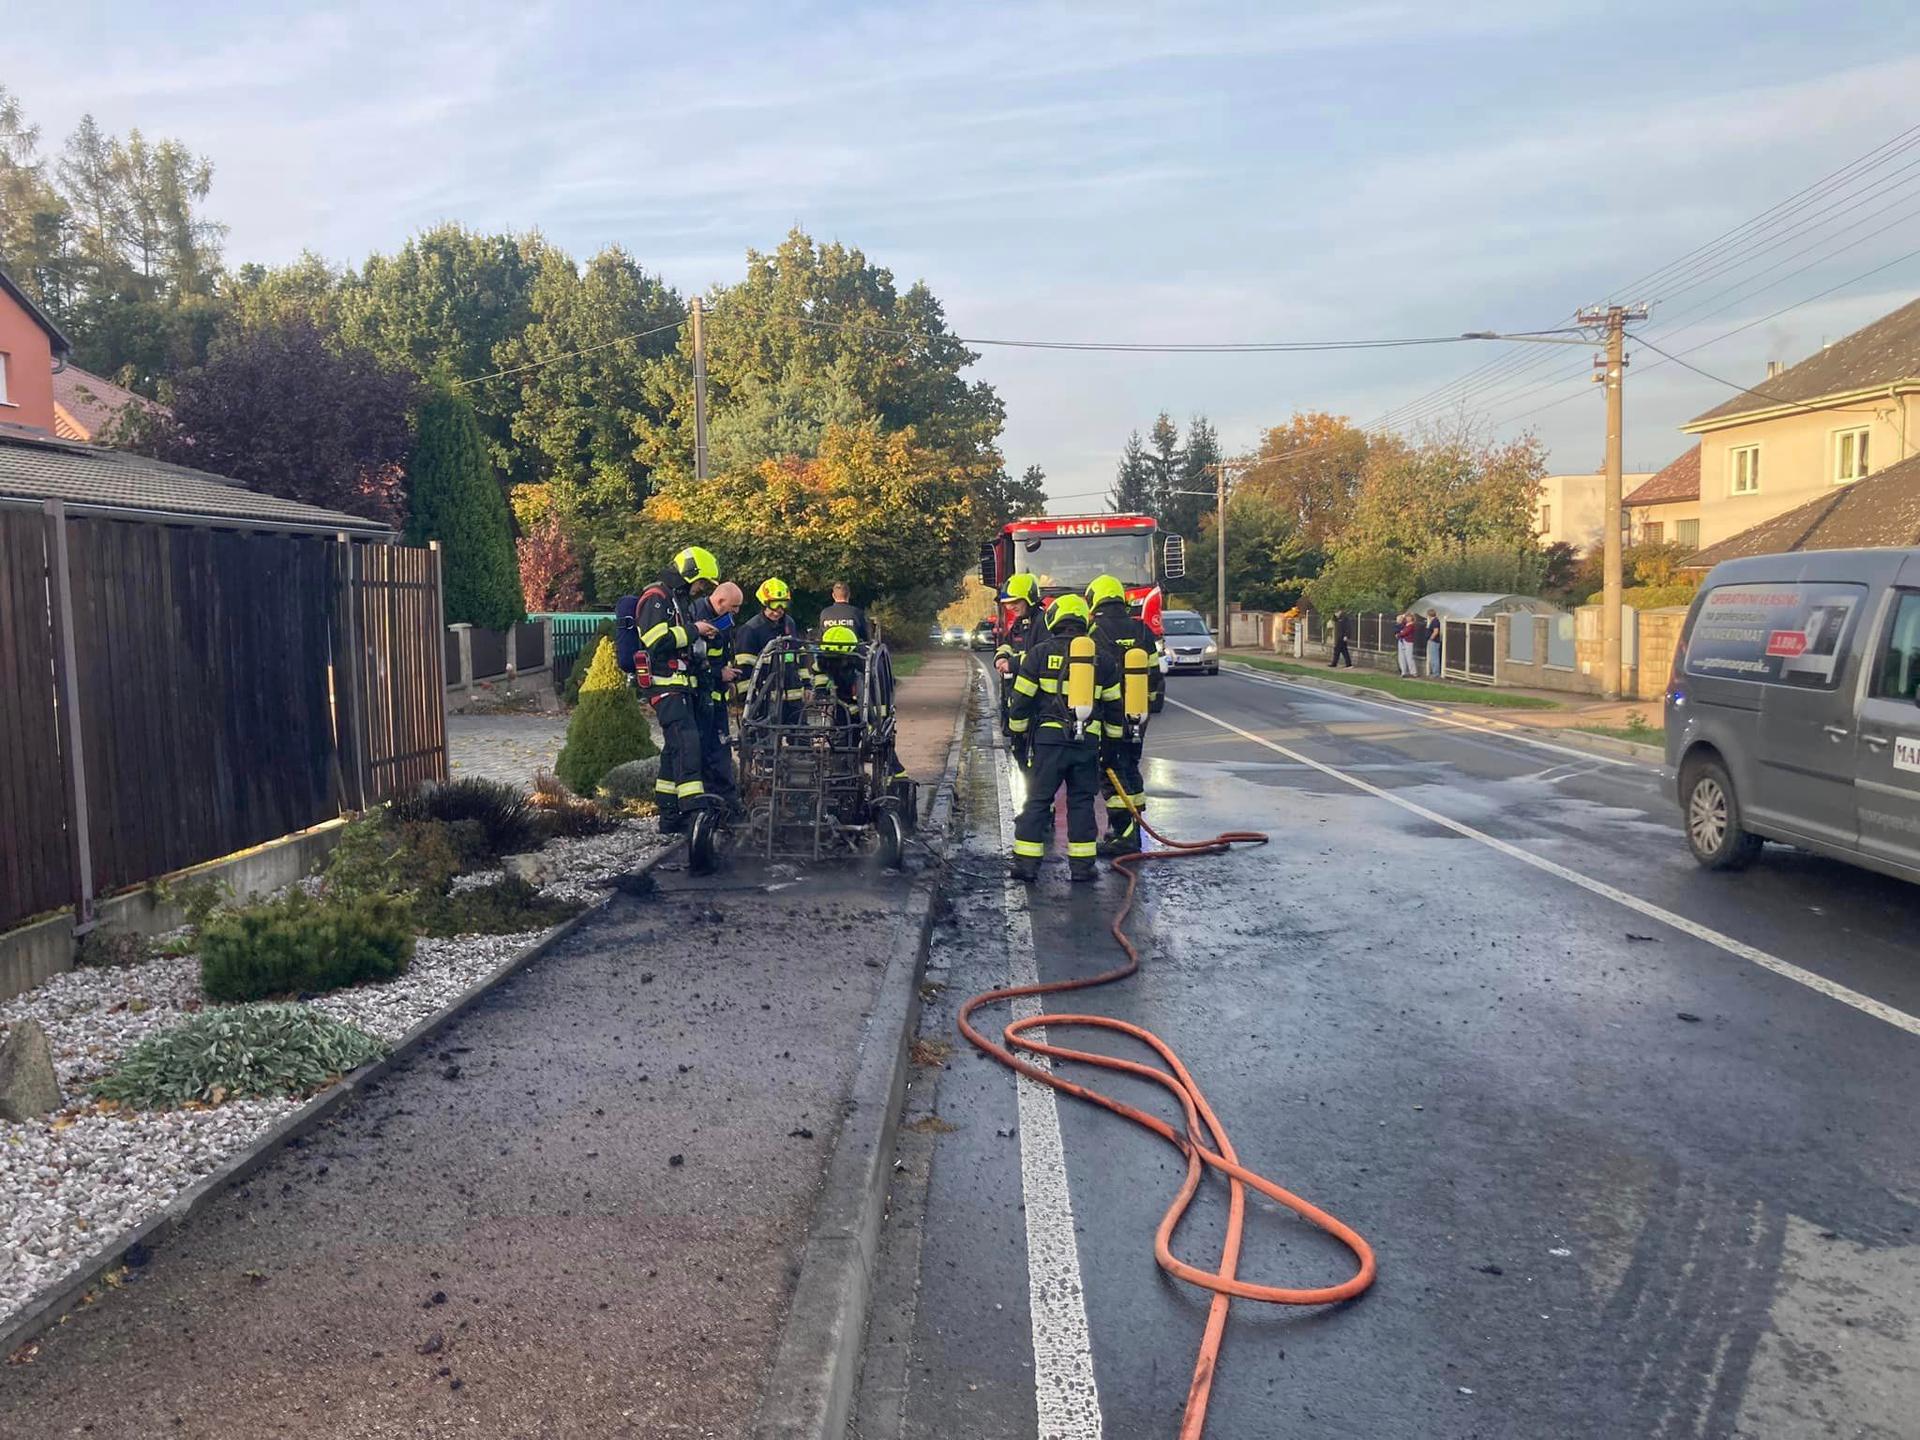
xmin=0 ymin=502 xmax=445 ymax=932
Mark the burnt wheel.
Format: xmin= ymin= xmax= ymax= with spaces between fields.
xmin=688 ymin=809 xmax=720 ymax=876
xmin=876 ymin=809 xmax=905 ymax=872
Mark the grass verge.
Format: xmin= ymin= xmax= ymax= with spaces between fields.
xmin=1230 ymin=655 xmax=1561 ymax=710
xmin=1572 ymin=721 xmax=1663 ymax=744
xmin=890 ymin=651 xmax=927 ymax=679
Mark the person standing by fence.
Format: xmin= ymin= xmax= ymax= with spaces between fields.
xmin=1328 ymin=609 xmax=1354 ymax=668
xmin=1425 ymin=609 xmax=1443 ymax=678
xmin=1396 ymin=612 xmax=1420 ymax=677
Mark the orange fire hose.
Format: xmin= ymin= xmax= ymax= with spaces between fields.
xmin=957 ymin=768 xmax=1376 ymax=1439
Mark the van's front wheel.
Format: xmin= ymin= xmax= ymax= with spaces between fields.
xmin=1683 ymin=757 xmax=1763 ymax=871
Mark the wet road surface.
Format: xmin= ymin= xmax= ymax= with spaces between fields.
xmin=860 ymin=663 xmax=1920 ymax=1439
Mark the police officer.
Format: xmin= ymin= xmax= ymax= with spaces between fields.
xmin=818 ymin=579 xmax=869 ymax=642
xmin=1086 ymin=574 xmax=1163 ymax=855
xmin=731 ymin=577 xmax=807 ymax=724
xmin=691 ymin=580 xmax=744 ymax=819
xmin=637 ymin=546 xmax=720 ymax=833
xmin=1006 ymin=594 xmax=1122 ymax=883
xmin=994 ymin=573 xmax=1046 ymax=765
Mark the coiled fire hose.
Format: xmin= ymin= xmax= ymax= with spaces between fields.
xmin=957 ymin=768 xmax=1377 ymax=1439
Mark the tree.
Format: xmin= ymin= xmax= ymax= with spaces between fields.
xmin=1412 ymin=543 xmax=1547 ymax=597
xmin=496 ymin=245 xmax=684 ymax=539
xmin=0 ymin=86 xmax=72 ymax=312
xmin=612 ymin=420 xmax=975 ymax=604
xmin=1341 ymin=426 xmax=1546 ymax=557
xmin=1110 ymin=430 xmax=1153 ymax=512
xmin=1182 ymin=489 xmax=1324 ymax=613
xmin=1143 ymin=412 xmax=1183 ymax=520
xmin=114 ymin=316 xmax=417 ymax=525
xmin=225 ymin=252 xmax=349 ymax=335
xmin=1238 ymin=411 xmax=1371 ymax=546
xmin=406 ymin=390 xmax=523 ymax=628
xmin=517 ymin=516 xmax=586 ymax=613
xmin=1168 ymin=416 xmax=1219 ymax=541
xmin=1540 ymin=541 xmax=1581 ymax=604
xmin=975 ymin=462 xmax=1047 ymax=531
xmin=340 ymin=225 xmax=548 ymax=483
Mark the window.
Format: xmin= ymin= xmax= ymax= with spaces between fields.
xmin=1729 ymin=446 xmax=1760 ymax=494
xmin=1676 ymin=518 xmax=1700 ymax=549
xmin=1835 ymin=427 xmax=1870 ymax=483
xmin=1643 ymin=521 xmax=1664 ymax=544
xmin=0 ymin=350 xmax=11 ymax=406
xmin=1539 ymin=504 xmax=1551 ymax=534
xmin=1876 ymin=592 xmax=1920 ymax=701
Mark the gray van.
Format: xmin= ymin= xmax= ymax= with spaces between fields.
xmin=1666 ymin=547 xmax=1920 ymax=881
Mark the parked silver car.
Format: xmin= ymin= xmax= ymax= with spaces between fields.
xmin=1160 ymin=610 xmax=1218 ymax=676
xmin=1665 ymin=547 xmax=1920 ymax=883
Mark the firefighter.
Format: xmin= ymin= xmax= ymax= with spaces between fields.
xmin=815 ymin=624 xmax=908 ymax=787
xmin=994 ymin=572 xmax=1046 ymax=766
xmin=731 ymin=577 xmax=807 ymax=724
xmin=692 ymin=580 xmax=744 ymax=819
xmin=1086 ymin=574 xmax=1162 ymax=855
xmin=1006 ymin=594 xmax=1122 ymax=883
xmin=636 ymin=546 xmax=721 ymax=833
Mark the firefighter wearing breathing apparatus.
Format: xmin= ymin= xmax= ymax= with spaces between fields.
xmin=994 ymin=572 xmax=1046 ymax=767
xmin=815 ymin=623 xmax=909 ymax=789
xmin=635 ymin=546 xmax=722 ymax=834
xmin=1006 ymin=594 xmax=1123 ymax=883
xmin=1086 ymin=573 xmax=1163 ymax=855
xmin=691 ymin=580 xmax=744 ymax=819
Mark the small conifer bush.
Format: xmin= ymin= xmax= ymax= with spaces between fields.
xmin=200 ymin=891 xmax=414 ymax=1003
xmin=555 ymin=638 xmax=657 ymax=796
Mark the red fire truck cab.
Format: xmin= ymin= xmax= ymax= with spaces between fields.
xmin=979 ymin=513 xmax=1187 ymax=642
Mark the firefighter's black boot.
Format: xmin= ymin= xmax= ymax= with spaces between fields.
xmin=1010 ymin=854 xmax=1040 ymax=883
xmin=1069 ymin=857 xmax=1098 ymax=882
xmin=1097 ymin=824 xmax=1141 ymax=858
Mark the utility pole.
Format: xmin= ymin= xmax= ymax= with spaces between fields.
xmin=691 ymin=296 xmax=709 ymax=483
xmin=1576 ymin=303 xmax=1648 ymax=700
xmin=1215 ymin=461 xmax=1229 ymax=648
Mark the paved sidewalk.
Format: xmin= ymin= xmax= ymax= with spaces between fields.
xmin=892 ymin=651 xmax=972 ymax=781
xmin=447 ymin=713 xmax=571 ymax=787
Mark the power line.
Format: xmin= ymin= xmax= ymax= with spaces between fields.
xmin=1628 ymin=335 xmax=1880 ymax=417
xmin=453 ymin=316 xmax=688 ymax=387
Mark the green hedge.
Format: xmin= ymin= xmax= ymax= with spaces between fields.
xmin=200 ymin=891 xmax=415 ymax=1003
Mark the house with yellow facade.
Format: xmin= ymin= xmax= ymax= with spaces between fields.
xmin=1624 ymin=444 xmax=1701 ymax=548
xmin=1680 ymin=297 xmax=1920 ymax=550
xmin=1536 ymin=468 xmax=1652 ymax=553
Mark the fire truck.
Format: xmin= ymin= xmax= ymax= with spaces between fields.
xmin=978 ymin=512 xmax=1187 ymax=640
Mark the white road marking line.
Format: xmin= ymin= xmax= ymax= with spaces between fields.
xmin=1169 ymin=695 xmax=1920 ymax=1042
xmin=992 ymin=726 xmax=1105 ymax=1438
xmin=1218 ymin=663 xmax=1646 ymax=769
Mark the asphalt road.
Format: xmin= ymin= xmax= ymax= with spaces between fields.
xmin=860 ymin=662 xmax=1920 ymax=1440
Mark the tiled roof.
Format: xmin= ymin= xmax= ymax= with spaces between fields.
xmin=1685 ymin=452 xmax=1920 ymax=568
xmin=0 ymin=430 xmax=391 ymax=535
xmin=51 ymin=366 xmax=161 ymax=442
xmin=1687 ymin=296 xmax=1920 ymax=426
xmin=1624 ymin=445 xmax=1700 ymax=506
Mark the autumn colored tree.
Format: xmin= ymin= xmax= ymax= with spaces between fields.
xmin=1237 ymin=411 xmax=1372 ymax=547
xmin=1181 ymin=488 xmax=1324 ymax=613
xmin=113 ymin=315 xmax=417 ymax=525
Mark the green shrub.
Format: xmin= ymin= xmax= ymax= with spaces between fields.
xmin=598 ymin=757 xmax=662 ymax=806
xmin=77 ymin=928 xmax=150 ymax=969
xmin=391 ymin=778 xmax=538 ymax=860
xmin=413 ymin=877 xmax=585 ymax=938
xmin=200 ymin=891 xmax=415 ymax=1003
xmin=1586 ymin=583 xmax=1699 ymax=610
xmin=324 ymin=812 xmax=467 ymax=899
xmin=148 ymin=874 xmax=234 ymax=932
xmin=94 ymin=1005 xmax=386 ymax=1109
xmin=556 ymin=639 xmax=657 ymax=796
xmin=560 ymin=620 xmax=616 ymax=705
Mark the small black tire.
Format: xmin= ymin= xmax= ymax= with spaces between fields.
xmin=876 ymin=810 xmax=905 ymax=871
xmin=1206 ymin=665 xmax=1220 ymax=676
xmin=1681 ymin=756 xmax=1763 ymax=871
xmin=688 ymin=810 xmax=719 ymax=876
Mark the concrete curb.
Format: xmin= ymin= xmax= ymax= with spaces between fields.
xmin=751 ymin=665 xmax=974 ymax=1440
xmin=0 ymin=836 xmax=683 ymax=1363
xmin=1222 ymin=660 xmax=1666 ymax=768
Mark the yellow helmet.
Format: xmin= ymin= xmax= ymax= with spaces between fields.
xmin=819 ymin=623 xmax=860 ymax=654
xmin=1002 ymin=573 xmax=1040 ymax=605
xmin=1086 ymin=574 xmax=1127 ymax=609
xmin=674 ymin=546 xmax=720 ymax=584
xmin=1046 ymin=594 xmax=1090 ymax=628
xmin=757 ymin=577 xmax=792 ymax=606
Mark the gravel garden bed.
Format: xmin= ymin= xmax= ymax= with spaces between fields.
xmin=0 ymin=817 xmax=669 ymax=1334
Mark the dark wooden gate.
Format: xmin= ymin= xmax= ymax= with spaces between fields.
xmin=334 ymin=540 xmax=448 ymax=808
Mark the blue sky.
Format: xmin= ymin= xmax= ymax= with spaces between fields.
xmin=15 ymin=1 xmax=1920 ymax=507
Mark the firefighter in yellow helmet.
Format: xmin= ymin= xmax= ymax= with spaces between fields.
xmin=1086 ymin=574 xmax=1162 ymax=854
xmin=815 ymin=622 xmax=907 ymax=788
xmin=995 ymin=572 xmax=1046 ymax=766
xmin=731 ymin=577 xmax=807 ymax=724
xmin=1006 ymin=594 xmax=1122 ymax=883
xmin=635 ymin=545 xmax=720 ymax=833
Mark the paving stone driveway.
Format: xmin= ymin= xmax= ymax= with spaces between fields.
xmin=446 ymin=713 xmax=570 ymax=788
